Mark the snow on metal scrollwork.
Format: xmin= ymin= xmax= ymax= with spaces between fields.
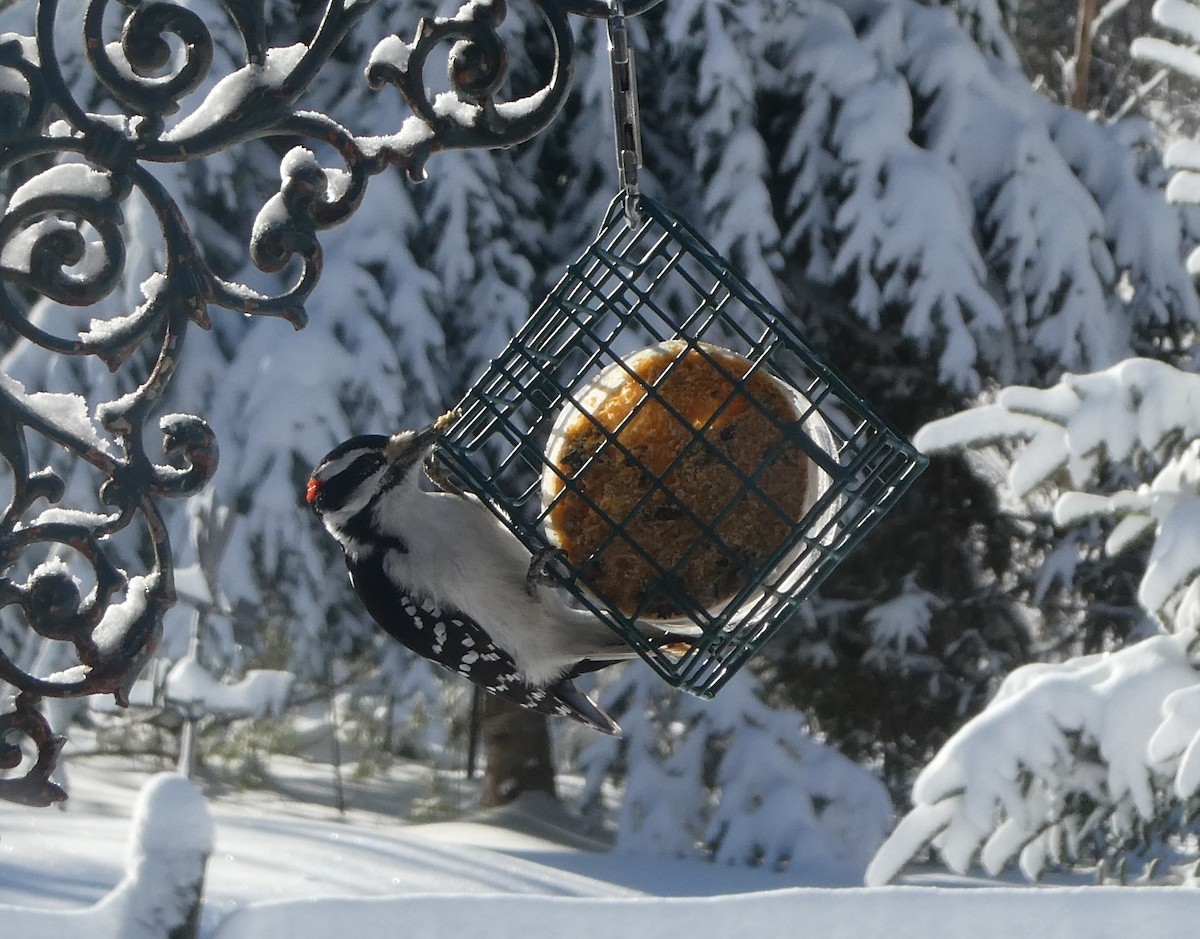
xmin=0 ymin=0 xmax=649 ymax=804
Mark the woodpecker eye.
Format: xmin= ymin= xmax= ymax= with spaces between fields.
xmin=305 ymin=477 xmax=321 ymax=506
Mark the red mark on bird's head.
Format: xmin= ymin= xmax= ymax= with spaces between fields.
xmin=305 ymin=477 xmax=321 ymax=505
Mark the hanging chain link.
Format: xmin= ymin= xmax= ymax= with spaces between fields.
xmin=608 ymin=0 xmax=644 ymax=227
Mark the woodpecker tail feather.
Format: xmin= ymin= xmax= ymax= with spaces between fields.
xmin=549 ymin=680 xmax=621 ymax=736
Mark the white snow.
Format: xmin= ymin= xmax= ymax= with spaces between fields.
xmin=173 ymin=563 xmax=214 ymax=608
xmin=913 ymin=403 xmax=1044 ymax=456
xmin=206 ymin=886 xmax=1200 ymax=939
xmin=79 ymin=273 xmax=168 ymax=345
xmin=0 ymin=374 xmax=111 ymax=455
xmin=164 ymin=655 xmax=294 ymax=719
xmin=102 ymin=774 xmax=211 ymax=939
xmin=42 ymin=664 xmax=90 ymax=685
xmin=1165 ymin=138 xmax=1200 ymax=171
xmin=90 ymin=575 xmax=157 ymax=655
xmin=1149 ymin=684 xmax=1200 ymax=797
xmin=366 ymin=34 xmax=410 ymax=75
xmin=1166 ymin=170 xmax=1200 ymax=205
xmin=1135 ymin=35 xmax=1200 ymax=83
xmin=576 ymin=669 xmax=892 ymax=877
xmin=27 ymin=507 xmax=118 ymax=528
xmin=358 ymin=116 xmax=438 ymax=164
xmin=0 ymin=217 xmax=75 ymax=275
xmin=7 ymin=163 xmax=112 ymax=209
xmin=432 ymin=91 xmax=481 ymax=127
xmin=1154 ymin=0 xmax=1200 ymax=42
xmin=28 ymin=555 xmax=74 ymax=581
xmin=164 ymin=44 xmax=308 ymax=142
xmin=864 ymin=578 xmax=942 ymax=656
xmin=0 ymin=63 xmax=27 ymax=96
xmin=4 ymin=756 xmax=1200 ymax=939
xmin=130 ymin=773 xmax=215 ymax=858
xmin=493 ymin=85 xmax=555 ymax=122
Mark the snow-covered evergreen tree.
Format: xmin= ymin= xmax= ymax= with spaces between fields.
xmin=579 ymin=666 xmax=892 ymax=878
xmin=869 ymin=359 xmax=1200 ymax=882
xmin=868 ymin=632 xmax=1200 ymax=885
xmin=866 ymin=0 xmax=1200 ymax=884
xmin=554 ymin=0 xmax=1199 ymax=808
xmin=6 ymin=0 xmax=1200 ymax=865
xmin=164 ymin=0 xmax=561 ymax=755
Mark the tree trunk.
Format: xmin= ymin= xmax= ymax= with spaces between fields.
xmin=1071 ymin=0 xmax=1098 ymax=110
xmin=481 ymin=695 xmax=556 ymax=808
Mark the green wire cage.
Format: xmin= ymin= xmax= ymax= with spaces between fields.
xmin=437 ymin=194 xmax=927 ymax=697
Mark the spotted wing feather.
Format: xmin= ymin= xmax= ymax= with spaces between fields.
xmin=346 ymin=552 xmax=619 ymax=734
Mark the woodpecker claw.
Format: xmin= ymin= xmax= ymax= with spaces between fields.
xmin=526 ymin=546 xmax=568 ymax=597
xmin=424 ymin=451 xmax=467 ymax=496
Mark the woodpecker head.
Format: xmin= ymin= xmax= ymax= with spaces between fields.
xmin=306 ymin=422 xmax=445 ymax=523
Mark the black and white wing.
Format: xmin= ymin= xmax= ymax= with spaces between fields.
xmin=346 ymin=552 xmax=620 ymax=735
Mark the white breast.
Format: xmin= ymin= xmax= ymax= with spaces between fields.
xmin=375 ymin=484 xmax=617 ymax=685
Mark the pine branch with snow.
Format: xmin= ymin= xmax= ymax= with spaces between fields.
xmin=868 ymin=634 xmax=1200 ymax=885
xmin=892 ymin=350 xmax=1200 ymax=881
xmin=1134 ymin=0 xmax=1200 ymax=278
xmin=917 ymin=358 xmax=1200 ymax=624
xmin=768 ymin=0 xmax=1198 ymax=392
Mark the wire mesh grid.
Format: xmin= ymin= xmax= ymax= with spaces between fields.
xmin=437 ymin=195 xmax=927 ymax=696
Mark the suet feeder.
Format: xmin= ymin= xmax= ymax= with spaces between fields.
xmin=436 ymin=193 xmax=927 ymax=697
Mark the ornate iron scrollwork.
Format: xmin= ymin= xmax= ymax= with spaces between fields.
xmin=0 ymin=0 xmax=659 ymax=805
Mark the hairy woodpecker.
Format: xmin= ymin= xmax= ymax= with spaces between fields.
xmin=306 ymin=412 xmax=690 ymax=735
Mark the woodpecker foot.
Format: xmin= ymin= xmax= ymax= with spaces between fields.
xmin=424 ymin=451 xmax=467 ymax=496
xmin=526 ymin=546 xmax=568 ymax=597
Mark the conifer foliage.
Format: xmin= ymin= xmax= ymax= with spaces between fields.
xmin=865 ymin=0 xmax=1200 ymax=885
xmin=562 ymin=0 xmax=1198 ymax=829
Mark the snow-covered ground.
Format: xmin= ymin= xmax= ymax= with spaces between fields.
xmin=4 ymin=750 xmax=1200 ymax=938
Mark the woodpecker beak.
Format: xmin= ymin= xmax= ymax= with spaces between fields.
xmin=385 ymin=426 xmax=439 ymax=464
xmin=384 ymin=409 xmax=459 ymax=465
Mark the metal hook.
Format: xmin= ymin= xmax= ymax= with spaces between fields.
xmin=608 ymin=0 xmax=643 ymax=228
